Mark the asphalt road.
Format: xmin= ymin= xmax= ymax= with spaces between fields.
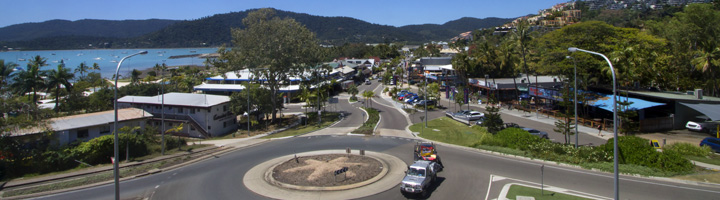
xmin=34 ymin=81 xmax=720 ymax=199
xmin=37 ymin=136 xmax=720 ymax=200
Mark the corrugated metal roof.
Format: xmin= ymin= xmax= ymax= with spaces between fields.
xmin=630 ymin=91 xmax=720 ymax=102
xmin=11 ymin=108 xmax=152 ymax=136
xmin=193 ymin=84 xmax=301 ymax=92
xmin=118 ymin=93 xmax=230 ymax=107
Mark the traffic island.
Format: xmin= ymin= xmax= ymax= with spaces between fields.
xmin=244 ymin=150 xmax=406 ymax=199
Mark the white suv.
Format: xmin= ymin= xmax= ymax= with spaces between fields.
xmin=686 ymin=116 xmax=720 ymax=134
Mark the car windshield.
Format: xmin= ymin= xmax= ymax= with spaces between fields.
xmin=408 ymin=168 xmax=426 ymax=177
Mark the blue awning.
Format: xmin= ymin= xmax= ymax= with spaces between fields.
xmin=588 ymin=95 xmax=665 ymax=112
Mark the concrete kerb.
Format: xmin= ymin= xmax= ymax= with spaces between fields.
xmin=2 ymin=145 xmax=242 ymax=200
xmin=271 ymin=113 xmax=345 ymax=140
xmin=412 ymin=134 xmax=720 ymax=191
xmin=244 ymin=150 xmax=406 ymax=200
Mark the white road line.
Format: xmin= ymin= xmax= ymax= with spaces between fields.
xmin=155 ymin=185 xmax=159 ymax=189
xmin=484 ymin=174 xmax=494 ymax=200
xmin=463 ymin=148 xmax=720 ymax=194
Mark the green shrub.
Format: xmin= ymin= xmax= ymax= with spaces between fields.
xmin=664 ymin=142 xmax=712 ymax=157
xmin=600 ymin=136 xmax=692 ymax=173
xmin=72 ymin=133 xmax=149 ymax=165
xmin=490 ymin=128 xmax=544 ymax=150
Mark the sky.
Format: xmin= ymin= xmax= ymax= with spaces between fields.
xmin=1 ymin=0 xmax=567 ymax=28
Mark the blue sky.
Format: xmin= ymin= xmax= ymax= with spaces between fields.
xmin=2 ymin=0 xmax=566 ymax=28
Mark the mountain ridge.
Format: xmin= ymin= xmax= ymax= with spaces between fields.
xmin=0 ymin=8 xmax=512 ymax=49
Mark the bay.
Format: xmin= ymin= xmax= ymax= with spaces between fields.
xmin=0 ymin=48 xmax=218 ymax=78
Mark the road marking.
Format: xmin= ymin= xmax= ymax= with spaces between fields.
xmin=173 ymin=173 xmax=177 ymax=176
xmin=467 ymin=148 xmax=720 ymax=194
xmin=155 ymin=185 xmax=159 ymax=189
xmin=484 ymin=174 xmax=495 ymax=200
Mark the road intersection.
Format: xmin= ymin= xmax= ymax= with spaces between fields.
xmin=28 ymin=81 xmax=720 ymax=200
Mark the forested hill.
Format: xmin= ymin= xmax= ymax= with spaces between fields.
xmin=0 ymin=9 xmax=511 ymax=49
xmin=127 ymin=9 xmax=512 ymax=48
xmin=0 ymin=19 xmax=179 ymax=42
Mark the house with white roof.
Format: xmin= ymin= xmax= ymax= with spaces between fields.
xmin=117 ymin=93 xmax=236 ymax=138
xmin=10 ymin=108 xmax=153 ymax=145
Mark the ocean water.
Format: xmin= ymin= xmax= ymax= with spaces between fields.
xmin=0 ymin=48 xmax=218 ymax=78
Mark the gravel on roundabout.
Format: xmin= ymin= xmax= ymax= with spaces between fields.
xmin=243 ymin=150 xmax=406 ymax=199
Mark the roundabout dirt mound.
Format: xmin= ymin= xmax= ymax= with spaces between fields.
xmin=272 ymin=154 xmax=382 ymax=187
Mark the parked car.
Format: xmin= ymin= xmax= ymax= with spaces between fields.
xmin=405 ymin=95 xmax=420 ymax=104
xmin=365 ymin=79 xmax=371 ymax=85
xmin=397 ymin=90 xmax=409 ymax=97
xmin=474 ymin=117 xmax=486 ymax=125
xmin=521 ymin=128 xmax=549 ymax=139
xmin=700 ymin=137 xmax=720 ymax=153
xmin=503 ymin=123 xmax=522 ymax=129
xmin=399 ymin=93 xmax=414 ymax=100
xmin=686 ymin=116 xmax=720 ymax=134
xmin=414 ymin=100 xmax=435 ymax=107
xmin=464 ymin=111 xmax=485 ymax=121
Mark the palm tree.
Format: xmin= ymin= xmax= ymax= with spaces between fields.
xmin=512 ymin=19 xmax=533 ymax=85
xmin=47 ymin=64 xmax=75 ymax=112
xmin=92 ymin=63 xmax=100 ymax=71
xmin=692 ymin=46 xmax=720 ymax=96
xmin=75 ymin=62 xmax=89 ymax=81
xmin=362 ymin=90 xmax=375 ymax=108
xmin=130 ymin=69 xmax=142 ymax=85
xmin=347 ymin=84 xmax=359 ymax=101
xmin=0 ymin=59 xmax=19 ymax=93
xmin=12 ymin=56 xmax=47 ymax=105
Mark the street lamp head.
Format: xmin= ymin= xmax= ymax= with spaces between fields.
xmin=568 ymin=47 xmax=578 ymax=52
xmin=138 ymin=51 xmax=148 ymax=55
xmin=566 ymin=56 xmax=572 ymax=59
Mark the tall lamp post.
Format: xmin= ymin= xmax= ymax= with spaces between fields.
xmin=568 ymin=47 xmax=618 ymax=200
xmin=566 ymin=56 xmax=579 ymax=149
xmin=113 ymin=50 xmax=147 ymax=200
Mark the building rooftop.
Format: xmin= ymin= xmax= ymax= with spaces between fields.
xmin=118 ymin=93 xmax=230 ymax=108
xmin=10 ymin=108 xmax=152 ymax=137
xmin=629 ymin=90 xmax=720 ymax=103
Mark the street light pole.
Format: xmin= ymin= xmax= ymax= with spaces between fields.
xmin=567 ymin=56 xmax=579 ymax=149
xmin=161 ymin=62 xmax=166 ymax=155
xmin=569 ymin=47 xmax=617 ymax=200
xmin=113 ymin=50 xmax=147 ymax=200
xmin=425 ymin=76 xmax=428 ymax=128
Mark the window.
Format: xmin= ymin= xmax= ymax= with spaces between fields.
xmin=208 ymin=126 xmax=212 ymax=130
xmin=77 ymin=129 xmax=89 ymax=138
xmin=100 ymin=126 xmax=111 ymax=134
xmin=223 ymin=121 xmax=227 ymax=128
xmin=190 ymin=126 xmax=195 ymax=131
xmin=190 ymin=108 xmax=195 ymax=114
xmin=223 ymin=105 xmax=228 ymax=112
xmin=178 ymin=107 xmax=183 ymax=114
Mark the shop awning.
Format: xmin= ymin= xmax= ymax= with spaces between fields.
xmin=588 ymin=95 xmax=665 ymax=112
xmin=679 ymin=103 xmax=720 ymax=121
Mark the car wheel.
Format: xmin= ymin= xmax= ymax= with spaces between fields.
xmin=543 ymin=135 xmax=549 ymax=139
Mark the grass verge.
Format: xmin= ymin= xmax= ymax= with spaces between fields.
xmin=351 ymin=107 xmax=379 ymax=135
xmin=2 ymin=144 xmax=205 ymax=198
xmin=409 ymin=117 xmax=490 ymax=147
xmin=262 ymin=112 xmax=340 ymax=139
xmin=505 ymin=184 xmax=593 ymax=200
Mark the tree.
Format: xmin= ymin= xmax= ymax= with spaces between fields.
xmin=215 ymin=8 xmax=322 ymax=123
xmin=453 ymin=87 xmax=465 ymax=112
xmin=0 ymin=59 xmax=18 ymax=93
xmin=361 ymin=90 xmax=375 ymax=108
xmin=130 ymin=69 xmax=142 ymax=85
xmin=553 ymin=81 xmax=576 ymax=144
xmin=427 ymin=82 xmax=440 ymax=106
xmin=229 ymin=82 xmax=273 ymax=127
xmin=483 ymin=94 xmax=503 ymax=133
xmin=512 ymin=19 xmax=534 ymax=85
xmin=347 ymin=84 xmax=359 ymax=101
xmin=12 ymin=55 xmax=47 ymax=105
xmin=75 ymin=62 xmax=90 ymax=81
xmin=46 ymin=64 xmax=75 ymax=112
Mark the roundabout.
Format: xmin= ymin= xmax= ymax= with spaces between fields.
xmin=244 ymin=149 xmax=406 ymax=199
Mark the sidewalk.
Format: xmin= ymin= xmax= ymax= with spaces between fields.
xmin=395 ymin=84 xmax=612 ymax=139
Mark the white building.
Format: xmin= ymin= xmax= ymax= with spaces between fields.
xmin=11 ymin=108 xmax=153 ymax=145
xmin=118 ymin=93 xmax=236 ymax=138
